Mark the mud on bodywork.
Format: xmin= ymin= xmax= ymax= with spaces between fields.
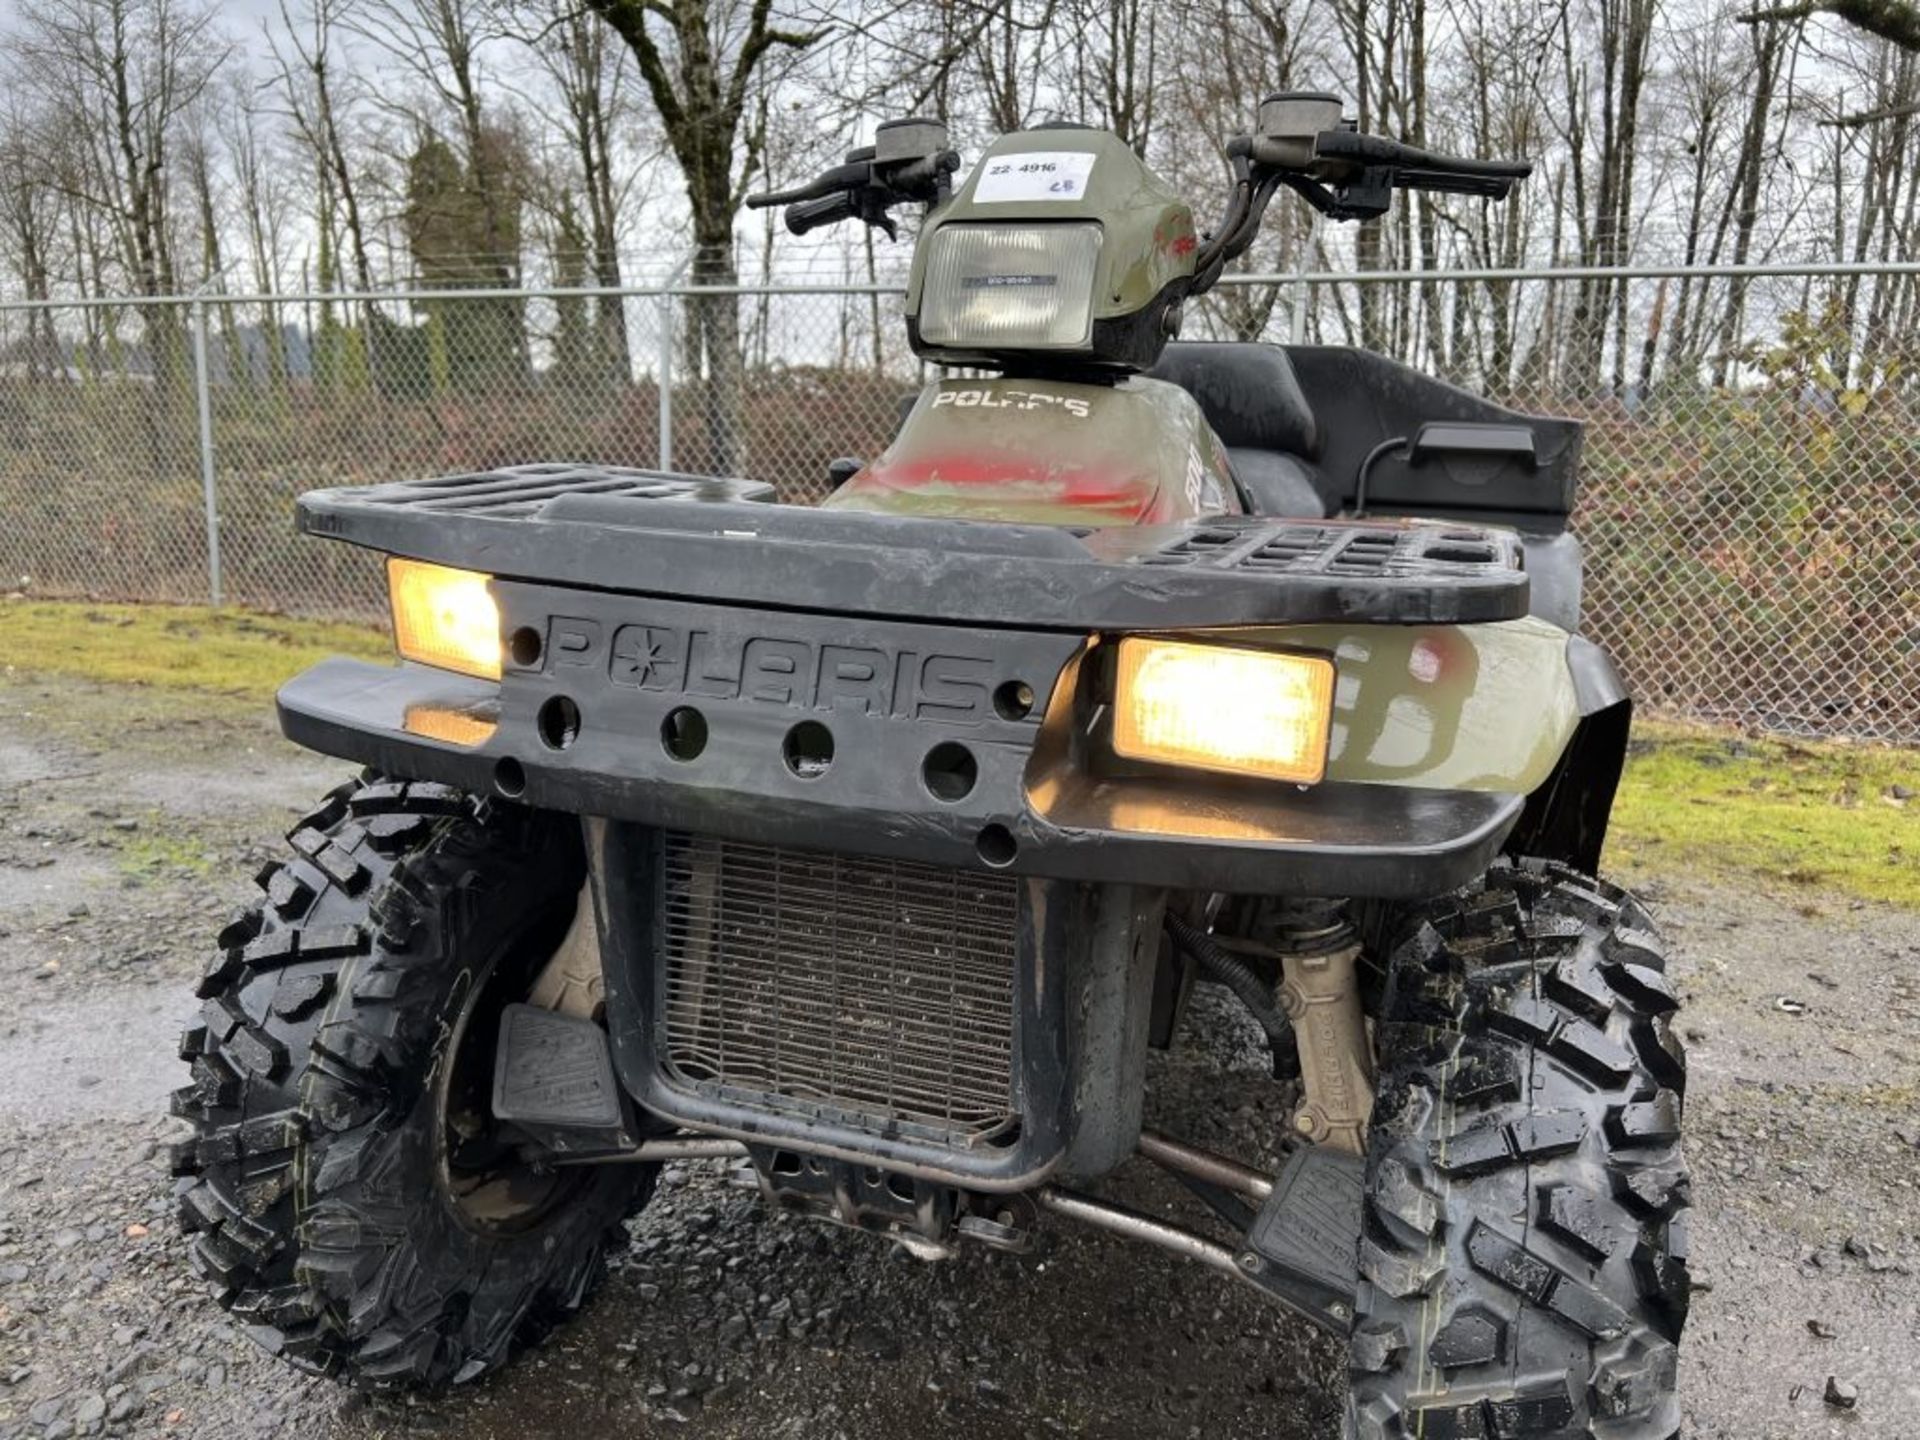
xmin=827 ymin=374 xmax=1237 ymax=526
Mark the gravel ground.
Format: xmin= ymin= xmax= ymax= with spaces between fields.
xmin=0 ymin=670 xmax=1915 ymax=1440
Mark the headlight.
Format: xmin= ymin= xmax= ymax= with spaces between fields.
xmin=388 ymin=558 xmax=501 ymax=680
xmin=919 ymin=222 xmax=1102 ymax=350
xmin=1112 ymin=638 xmax=1335 ymax=784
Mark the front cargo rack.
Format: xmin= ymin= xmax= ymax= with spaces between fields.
xmin=299 ymin=463 xmax=1529 ymax=629
xmin=340 ymin=462 xmax=775 ymax=518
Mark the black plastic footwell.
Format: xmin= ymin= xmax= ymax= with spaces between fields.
xmin=1244 ymin=1146 xmax=1366 ymax=1330
xmin=491 ymin=1003 xmax=636 ymax=1156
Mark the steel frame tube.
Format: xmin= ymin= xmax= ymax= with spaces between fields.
xmin=1033 ymin=1186 xmax=1248 ymax=1283
xmin=1137 ymin=1130 xmax=1275 ymax=1202
xmin=558 ymin=1136 xmax=750 ymax=1166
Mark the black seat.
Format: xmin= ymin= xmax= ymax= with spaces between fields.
xmin=1146 ymin=341 xmax=1337 ymax=518
xmin=1226 ymin=450 xmax=1331 ymax=519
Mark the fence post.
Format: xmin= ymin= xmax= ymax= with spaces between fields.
xmin=656 ymin=292 xmax=673 ymax=471
xmin=656 ymin=252 xmax=694 ymax=472
xmin=1287 ymin=218 xmax=1317 ymax=345
xmin=190 ymin=295 xmax=223 ymax=607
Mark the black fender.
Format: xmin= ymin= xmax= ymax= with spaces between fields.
xmin=1502 ymin=636 xmax=1632 ymax=875
xmin=1521 ymin=530 xmax=1583 ymax=633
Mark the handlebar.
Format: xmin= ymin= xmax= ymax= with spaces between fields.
xmin=749 ymin=103 xmax=1530 ymax=308
xmin=1190 ymin=112 xmax=1531 ymax=292
xmin=745 ymin=127 xmax=960 ymax=241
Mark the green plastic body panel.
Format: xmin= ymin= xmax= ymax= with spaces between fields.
xmin=825 ymin=374 xmax=1238 ymax=526
xmin=1183 ymin=616 xmax=1582 ymax=793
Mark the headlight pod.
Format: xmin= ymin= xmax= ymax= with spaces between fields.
xmin=387 ymin=558 xmax=501 ymax=680
xmin=919 ymin=222 xmax=1102 ymax=350
xmin=1113 ymin=638 xmax=1335 ymax=785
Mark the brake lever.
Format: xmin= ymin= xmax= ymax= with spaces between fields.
xmin=860 ymin=192 xmax=900 ymax=241
xmin=1392 ymin=168 xmax=1520 ymax=201
xmin=745 ymin=157 xmax=876 ymax=211
xmin=1277 ymin=169 xmax=1392 ymax=222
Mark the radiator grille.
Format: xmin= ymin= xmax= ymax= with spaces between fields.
xmin=659 ymin=833 xmax=1020 ymax=1142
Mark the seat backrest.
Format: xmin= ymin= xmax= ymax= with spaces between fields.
xmin=1227 ymin=448 xmax=1336 ymax=518
xmin=1145 ymin=342 xmax=1320 ymax=460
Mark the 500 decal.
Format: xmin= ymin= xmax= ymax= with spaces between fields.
xmin=1183 ymin=446 xmax=1208 ymax=511
xmin=932 ymin=388 xmax=1091 ymax=419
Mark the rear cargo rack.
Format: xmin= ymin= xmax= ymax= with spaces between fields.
xmin=299 ymin=464 xmax=1529 ymax=629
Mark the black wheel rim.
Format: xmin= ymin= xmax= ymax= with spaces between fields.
xmin=432 ymin=903 xmax=589 ymax=1237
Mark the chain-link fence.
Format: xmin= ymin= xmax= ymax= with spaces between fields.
xmin=2 ymin=264 xmax=1917 ymax=741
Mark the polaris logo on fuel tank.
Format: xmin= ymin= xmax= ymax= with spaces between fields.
xmin=543 ymin=615 xmax=996 ymax=722
xmin=932 ymin=387 xmax=1090 ymax=418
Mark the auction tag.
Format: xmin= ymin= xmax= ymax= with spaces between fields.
xmin=971 ymin=151 xmax=1098 ymax=204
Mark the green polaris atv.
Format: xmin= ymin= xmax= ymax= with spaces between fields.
xmin=172 ymin=93 xmax=1689 ymax=1437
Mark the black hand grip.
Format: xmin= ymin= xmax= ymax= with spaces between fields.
xmin=1315 ymin=129 xmax=1532 ymax=180
xmin=785 ymin=191 xmax=861 ymax=236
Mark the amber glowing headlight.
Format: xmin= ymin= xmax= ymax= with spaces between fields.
xmin=1112 ymin=638 xmax=1335 ymax=784
xmin=387 ymin=558 xmax=501 ymax=680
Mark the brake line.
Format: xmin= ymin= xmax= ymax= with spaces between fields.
xmin=1164 ymin=912 xmax=1300 ymax=1074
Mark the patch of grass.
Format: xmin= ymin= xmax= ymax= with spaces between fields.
xmin=1 ymin=599 xmax=389 ymax=702
xmin=114 ymin=826 xmax=217 ymax=881
xmin=1613 ymin=718 xmax=1920 ymax=907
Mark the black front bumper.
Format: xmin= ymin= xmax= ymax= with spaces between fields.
xmin=279 ymin=581 xmax=1521 ymax=900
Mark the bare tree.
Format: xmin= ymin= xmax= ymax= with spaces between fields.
xmin=268 ymin=0 xmax=377 ymax=292
xmin=15 ymin=0 xmax=225 ymax=388
xmin=1555 ymin=0 xmax=1660 ymax=389
xmin=1062 ymin=0 xmax=1159 ymax=151
xmin=583 ymin=0 xmax=826 ymax=472
xmin=523 ymin=1 xmax=642 ymax=379
xmin=1440 ymin=0 xmax=1556 ymax=387
xmin=351 ymin=0 xmax=521 ymax=288
xmin=179 ymin=98 xmax=248 ymax=381
xmin=1741 ymin=0 xmax=1920 ymax=53
xmin=0 ymin=100 xmax=64 ymax=376
xmin=216 ymin=72 xmax=294 ymax=388
xmin=1706 ymin=17 xmax=1793 ymax=384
